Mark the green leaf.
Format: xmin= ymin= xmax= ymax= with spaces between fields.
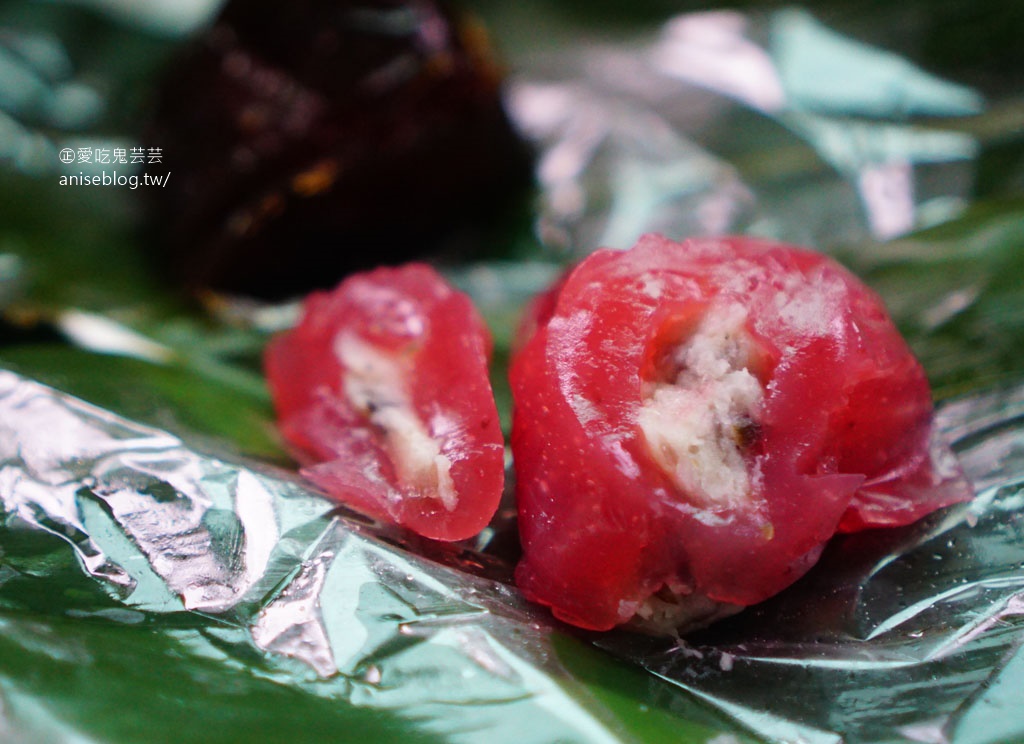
xmin=836 ymin=199 xmax=1024 ymax=397
xmin=0 ymin=344 xmax=281 ymax=460
xmin=0 ymin=610 xmax=445 ymax=744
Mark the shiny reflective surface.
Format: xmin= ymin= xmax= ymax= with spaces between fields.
xmin=0 ymin=369 xmax=694 ymax=742
xmin=600 ymin=381 xmax=1024 ymax=742
xmin=510 ymin=8 xmax=983 ymax=253
xmin=2 ymin=363 xmax=1024 ymax=741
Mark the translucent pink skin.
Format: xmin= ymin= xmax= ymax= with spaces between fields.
xmin=266 ymin=264 xmax=504 ymax=542
xmin=511 ymin=235 xmax=973 ymax=631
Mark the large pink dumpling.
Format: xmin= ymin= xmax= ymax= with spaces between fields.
xmin=510 ymin=234 xmax=973 ymax=632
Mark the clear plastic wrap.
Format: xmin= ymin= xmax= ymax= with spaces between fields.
xmin=508 ymin=8 xmax=982 ymax=255
xmin=2 ymin=364 xmax=1024 ymax=742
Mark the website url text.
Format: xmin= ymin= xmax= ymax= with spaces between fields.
xmin=59 ymin=171 xmax=171 ymax=189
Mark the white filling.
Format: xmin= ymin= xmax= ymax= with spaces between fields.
xmin=637 ymin=304 xmax=763 ymax=508
xmin=334 ymin=334 xmax=458 ymax=511
xmin=630 ymin=588 xmax=743 ymax=636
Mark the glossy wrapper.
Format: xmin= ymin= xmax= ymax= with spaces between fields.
xmin=509 ymin=7 xmax=983 ymax=255
xmin=0 ymin=369 xmax=672 ymax=743
xmin=1 ymin=368 xmax=1023 ymax=743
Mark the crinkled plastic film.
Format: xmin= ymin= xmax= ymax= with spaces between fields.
xmin=598 ymin=384 xmax=1024 ymax=743
xmin=508 ymin=8 xmax=981 ymax=257
xmin=0 ymin=369 xmax=649 ymax=743
xmin=2 ymin=363 xmax=1024 ymax=742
